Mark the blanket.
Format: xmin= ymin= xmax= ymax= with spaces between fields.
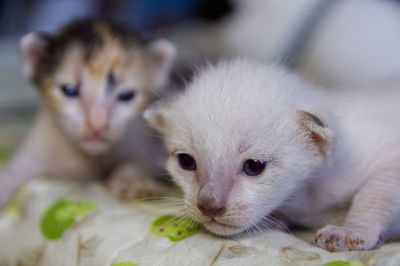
xmin=1 ymin=178 xmax=399 ymax=266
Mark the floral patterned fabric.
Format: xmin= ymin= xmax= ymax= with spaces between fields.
xmin=1 ymin=179 xmax=399 ymax=266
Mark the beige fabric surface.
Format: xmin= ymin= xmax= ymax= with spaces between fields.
xmin=0 ymin=178 xmax=399 ymax=266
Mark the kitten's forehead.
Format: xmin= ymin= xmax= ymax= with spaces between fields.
xmin=183 ymin=59 xmax=318 ymax=112
xmin=36 ymin=19 xmax=145 ymax=86
xmin=165 ymin=60 xmax=305 ymax=158
xmin=56 ymin=39 xmax=146 ymax=90
xmin=168 ymin=101 xmax=292 ymax=160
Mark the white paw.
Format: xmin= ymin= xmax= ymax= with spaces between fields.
xmin=314 ymin=224 xmax=378 ymax=252
xmin=107 ymin=167 xmax=164 ymax=200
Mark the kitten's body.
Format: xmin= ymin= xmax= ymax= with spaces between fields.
xmin=286 ymin=88 xmax=400 ymax=225
xmin=0 ymin=19 xmax=175 ymax=208
xmin=145 ymin=59 xmax=400 ymax=251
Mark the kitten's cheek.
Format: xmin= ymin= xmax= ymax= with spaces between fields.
xmin=57 ymin=115 xmax=84 ymax=140
xmin=107 ymin=121 xmax=129 ymax=141
xmin=115 ymin=106 xmax=136 ymax=121
xmin=109 ymin=110 xmax=133 ymax=135
xmin=171 ymin=170 xmax=195 ymax=192
xmin=166 ymin=162 xmax=187 ymax=186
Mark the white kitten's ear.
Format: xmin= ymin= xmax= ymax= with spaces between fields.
xmin=20 ymin=32 xmax=51 ymax=80
xmin=147 ymin=39 xmax=176 ymax=89
xmin=297 ymin=110 xmax=333 ymax=159
xmin=143 ymin=101 xmax=167 ymax=130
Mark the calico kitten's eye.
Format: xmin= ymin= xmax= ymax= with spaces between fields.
xmin=177 ymin=153 xmax=197 ymax=171
xmin=118 ymin=90 xmax=136 ymax=102
xmin=61 ymin=84 xmax=79 ymax=98
xmin=243 ymin=159 xmax=266 ymax=176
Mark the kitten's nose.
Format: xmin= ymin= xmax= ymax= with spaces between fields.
xmin=198 ymin=183 xmax=227 ymax=217
xmin=197 ymin=203 xmax=226 ymax=217
xmin=87 ymin=106 xmax=109 ymax=134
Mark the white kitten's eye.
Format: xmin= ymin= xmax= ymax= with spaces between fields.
xmin=118 ymin=90 xmax=136 ymax=102
xmin=177 ymin=153 xmax=197 ymax=171
xmin=61 ymin=84 xmax=79 ymax=98
xmin=243 ymin=159 xmax=266 ymax=176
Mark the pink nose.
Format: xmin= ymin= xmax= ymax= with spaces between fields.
xmin=87 ymin=106 xmax=109 ymax=134
xmin=87 ymin=120 xmax=108 ymax=136
xmin=197 ymin=183 xmax=227 ymax=217
xmin=197 ymin=203 xmax=226 ymax=217
xmin=89 ymin=125 xmax=107 ymax=136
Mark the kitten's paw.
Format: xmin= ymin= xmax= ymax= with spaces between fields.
xmin=314 ymin=225 xmax=377 ymax=252
xmin=107 ymin=167 xmax=164 ymax=200
xmin=107 ymin=175 xmax=165 ymax=200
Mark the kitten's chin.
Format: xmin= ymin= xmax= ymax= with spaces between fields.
xmin=80 ymin=139 xmax=111 ymax=155
xmin=203 ymin=219 xmax=247 ymax=236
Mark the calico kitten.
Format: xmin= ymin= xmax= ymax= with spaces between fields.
xmin=0 ymin=18 xmax=176 ymax=209
xmin=145 ymin=58 xmax=400 ymax=252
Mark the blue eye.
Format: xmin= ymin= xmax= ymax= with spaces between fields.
xmin=118 ymin=90 xmax=135 ymax=102
xmin=243 ymin=159 xmax=267 ymax=176
xmin=61 ymin=84 xmax=79 ymax=98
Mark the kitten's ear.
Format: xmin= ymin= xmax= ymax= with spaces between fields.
xmin=147 ymin=39 xmax=176 ymax=89
xmin=143 ymin=101 xmax=167 ymax=130
xmin=297 ymin=110 xmax=333 ymax=159
xmin=20 ymin=32 xmax=51 ymax=80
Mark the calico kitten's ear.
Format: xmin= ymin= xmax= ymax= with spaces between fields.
xmin=20 ymin=32 xmax=51 ymax=80
xmin=297 ymin=110 xmax=333 ymax=160
xmin=143 ymin=101 xmax=167 ymax=130
xmin=147 ymin=39 xmax=176 ymax=88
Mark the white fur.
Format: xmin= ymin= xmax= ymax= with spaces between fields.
xmin=145 ymin=58 xmax=400 ymax=251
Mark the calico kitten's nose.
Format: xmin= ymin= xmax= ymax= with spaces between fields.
xmin=197 ymin=202 xmax=226 ymax=217
xmin=88 ymin=124 xmax=108 ymax=136
xmin=87 ymin=105 xmax=109 ymax=134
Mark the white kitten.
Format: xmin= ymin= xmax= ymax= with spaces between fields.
xmin=0 ymin=19 xmax=176 ymax=209
xmin=144 ymin=58 xmax=400 ymax=252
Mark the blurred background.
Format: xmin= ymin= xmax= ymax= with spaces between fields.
xmin=1 ymin=0 xmax=400 ymax=149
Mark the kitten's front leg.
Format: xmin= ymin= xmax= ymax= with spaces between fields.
xmin=0 ymin=144 xmax=46 ymax=210
xmin=314 ymin=167 xmax=400 ymax=252
xmin=107 ymin=164 xmax=165 ymax=200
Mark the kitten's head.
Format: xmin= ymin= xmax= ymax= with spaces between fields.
xmin=144 ymin=59 xmax=334 ymax=235
xmin=20 ymin=19 xmax=175 ymax=154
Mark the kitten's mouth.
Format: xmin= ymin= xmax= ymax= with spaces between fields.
xmin=84 ymin=135 xmax=108 ymax=143
xmin=205 ymin=218 xmax=242 ymax=230
xmin=81 ymin=134 xmax=111 ymax=154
